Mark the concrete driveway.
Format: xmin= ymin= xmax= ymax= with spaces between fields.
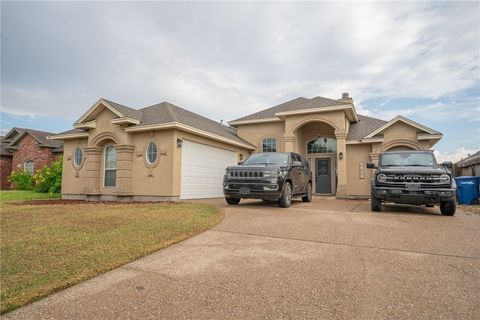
xmin=5 ymin=199 xmax=480 ymax=319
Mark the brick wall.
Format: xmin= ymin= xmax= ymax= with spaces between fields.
xmin=1 ymin=155 xmax=12 ymax=189
xmin=11 ymin=134 xmax=58 ymax=174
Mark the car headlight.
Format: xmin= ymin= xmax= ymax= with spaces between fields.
xmin=263 ymin=171 xmax=278 ymax=178
xmin=439 ymin=174 xmax=450 ymax=184
xmin=376 ymin=173 xmax=387 ymax=183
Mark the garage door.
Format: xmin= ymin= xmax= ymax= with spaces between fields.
xmin=180 ymin=140 xmax=237 ymax=199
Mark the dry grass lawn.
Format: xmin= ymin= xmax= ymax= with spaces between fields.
xmin=0 ymin=201 xmax=222 ymax=314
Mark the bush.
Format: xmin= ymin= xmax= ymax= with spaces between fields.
xmin=32 ymin=158 xmax=63 ymax=193
xmin=8 ymin=170 xmax=34 ymax=190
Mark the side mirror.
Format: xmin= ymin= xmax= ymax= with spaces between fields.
xmin=292 ymin=161 xmax=303 ymax=167
xmin=441 ymin=161 xmax=452 ymax=169
xmin=366 ymin=162 xmax=377 ymax=169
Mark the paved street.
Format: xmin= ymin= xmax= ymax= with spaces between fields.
xmin=4 ymin=199 xmax=480 ymax=319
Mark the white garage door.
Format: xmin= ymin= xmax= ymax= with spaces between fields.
xmin=180 ymin=140 xmax=237 ymax=199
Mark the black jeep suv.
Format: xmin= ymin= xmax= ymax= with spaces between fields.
xmin=367 ymin=150 xmax=456 ymax=215
xmin=223 ymin=152 xmax=313 ymax=208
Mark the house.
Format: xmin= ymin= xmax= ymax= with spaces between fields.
xmin=0 ymin=128 xmax=64 ymax=189
xmin=454 ymin=151 xmax=480 ymax=177
xmin=51 ymin=94 xmax=442 ymax=201
xmin=0 ymin=136 xmax=13 ymax=189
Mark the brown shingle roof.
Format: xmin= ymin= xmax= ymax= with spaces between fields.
xmin=75 ymin=99 xmax=253 ymax=147
xmin=134 ymin=102 xmax=252 ymax=146
xmin=231 ymin=96 xmax=346 ymax=122
xmin=101 ymin=98 xmax=143 ymax=120
xmin=8 ymin=127 xmax=63 ymax=148
xmin=347 ymin=115 xmax=388 ymax=141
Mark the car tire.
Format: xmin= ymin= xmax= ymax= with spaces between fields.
xmin=225 ymin=197 xmax=240 ymax=205
xmin=302 ymin=182 xmax=313 ymax=202
xmin=279 ymin=182 xmax=292 ymax=208
xmin=440 ymin=200 xmax=456 ymax=216
xmin=371 ymin=191 xmax=382 ymax=212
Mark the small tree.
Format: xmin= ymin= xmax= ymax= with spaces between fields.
xmin=32 ymin=157 xmax=63 ymax=193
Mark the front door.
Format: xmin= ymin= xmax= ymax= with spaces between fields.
xmin=315 ymin=158 xmax=331 ymax=194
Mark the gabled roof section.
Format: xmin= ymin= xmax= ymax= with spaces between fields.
xmin=3 ymin=127 xmax=25 ymax=142
xmin=5 ymin=127 xmax=63 ymax=150
xmin=229 ymin=96 xmax=357 ymax=125
xmin=347 ymin=115 xmax=388 ymax=141
xmin=230 ymin=97 xmax=309 ymax=123
xmin=0 ymin=136 xmax=13 ymax=157
xmin=364 ymin=115 xmax=441 ymax=139
xmin=126 ymin=102 xmax=254 ymax=149
xmin=75 ymin=98 xmax=142 ymax=125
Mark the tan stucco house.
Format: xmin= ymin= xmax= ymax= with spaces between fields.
xmin=51 ymin=93 xmax=442 ymax=201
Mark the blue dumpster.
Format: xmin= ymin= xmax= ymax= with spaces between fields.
xmin=455 ymin=176 xmax=480 ymax=205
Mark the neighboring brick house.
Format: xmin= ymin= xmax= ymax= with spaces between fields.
xmin=0 ymin=136 xmax=13 ymax=189
xmin=0 ymin=128 xmax=63 ymax=189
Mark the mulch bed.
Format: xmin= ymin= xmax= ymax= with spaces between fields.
xmin=7 ymin=199 xmax=175 ymax=206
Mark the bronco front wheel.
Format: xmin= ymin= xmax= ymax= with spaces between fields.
xmin=440 ymin=200 xmax=456 ymax=216
xmin=371 ymin=191 xmax=382 ymax=212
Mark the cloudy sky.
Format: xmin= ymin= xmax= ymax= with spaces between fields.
xmin=1 ymin=1 xmax=479 ymax=161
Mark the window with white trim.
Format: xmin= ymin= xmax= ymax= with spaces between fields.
xmin=146 ymin=142 xmax=157 ymax=164
xmin=74 ymin=148 xmax=83 ymax=167
xmin=24 ymin=160 xmax=34 ymax=175
xmin=307 ymin=138 xmax=336 ymax=154
xmin=262 ymin=138 xmax=277 ymax=152
xmin=104 ymin=145 xmax=116 ymax=187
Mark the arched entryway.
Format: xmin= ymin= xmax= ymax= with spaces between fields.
xmin=294 ymin=121 xmax=338 ymax=195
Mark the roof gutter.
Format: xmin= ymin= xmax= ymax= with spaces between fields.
xmin=125 ymin=122 xmax=255 ymax=150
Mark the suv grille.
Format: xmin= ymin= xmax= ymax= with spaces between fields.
xmin=382 ymin=174 xmax=449 ymax=187
xmin=232 ymin=171 xmax=264 ymax=178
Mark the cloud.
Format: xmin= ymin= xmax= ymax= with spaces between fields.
xmin=434 ymin=147 xmax=478 ymax=163
xmin=362 ymin=100 xmax=480 ymax=122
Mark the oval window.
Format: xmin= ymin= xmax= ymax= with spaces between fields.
xmin=74 ymin=148 xmax=83 ymax=167
xmin=146 ymin=142 xmax=158 ymax=164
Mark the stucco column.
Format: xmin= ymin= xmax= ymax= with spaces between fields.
xmin=115 ymin=145 xmax=135 ymax=196
xmin=283 ymin=135 xmax=295 ymax=152
xmin=369 ymin=152 xmax=380 ymax=166
xmin=83 ymin=146 xmax=102 ymax=194
xmin=335 ymin=129 xmax=347 ymax=199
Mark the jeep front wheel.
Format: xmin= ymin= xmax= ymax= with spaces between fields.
xmin=302 ymin=182 xmax=312 ymax=202
xmin=279 ymin=182 xmax=292 ymax=208
xmin=225 ymin=197 xmax=241 ymax=205
xmin=371 ymin=191 xmax=382 ymax=212
xmin=440 ymin=200 xmax=456 ymax=216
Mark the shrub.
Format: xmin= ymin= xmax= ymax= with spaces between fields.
xmin=32 ymin=158 xmax=63 ymax=193
xmin=8 ymin=170 xmax=34 ymax=190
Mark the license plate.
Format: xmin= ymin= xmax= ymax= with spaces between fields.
xmin=239 ymin=187 xmax=250 ymax=195
xmin=405 ymin=183 xmax=420 ymax=191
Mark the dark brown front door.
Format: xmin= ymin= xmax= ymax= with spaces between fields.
xmin=315 ymin=158 xmax=331 ymax=194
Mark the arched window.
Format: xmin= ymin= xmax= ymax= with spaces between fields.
xmin=307 ymin=138 xmax=336 ymax=154
xmin=146 ymin=142 xmax=158 ymax=164
xmin=24 ymin=160 xmax=34 ymax=175
xmin=262 ymin=138 xmax=277 ymax=152
xmin=74 ymin=148 xmax=83 ymax=167
xmin=104 ymin=145 xmax=116 ymax=187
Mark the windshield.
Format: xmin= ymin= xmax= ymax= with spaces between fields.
xmin=243 ymin=153 xmax=289 ymax=166
xmin=380 ymin=152 xmax=437 ymax=167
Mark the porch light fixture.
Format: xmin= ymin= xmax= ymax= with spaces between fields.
xmin=176 ymin=138 xmax=183 ymax=148
xmin=338 ymin=152 xmax=344 ymax=160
